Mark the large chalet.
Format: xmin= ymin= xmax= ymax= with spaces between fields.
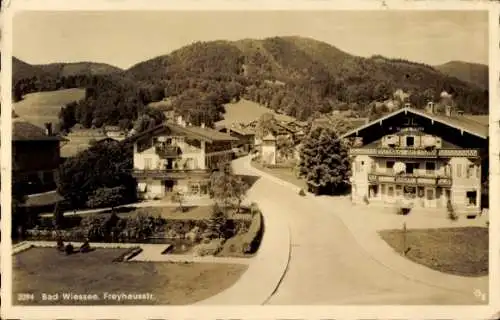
xmin=342 ymin=103 xmax=488 ymax=217
xmin=125 ymin=117 xmax=239 ymax=200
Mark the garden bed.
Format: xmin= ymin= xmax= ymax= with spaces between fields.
xmin=13 ymin=247 xmax=248 ymax=305
xmin=24 ymin=205 xmax=264 ymax=258
xmin=379 ymin=227 xmax=488 ymax=277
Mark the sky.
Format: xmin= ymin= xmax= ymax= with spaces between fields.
xmin=12 ymin=10 xmax=489 ymax=70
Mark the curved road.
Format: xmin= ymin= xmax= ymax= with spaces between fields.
xmin=233 ymin=157 xmax=484 ymax=305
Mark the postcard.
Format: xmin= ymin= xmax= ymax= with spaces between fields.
xmin=1 ymin=0 xmax=499 ymax=319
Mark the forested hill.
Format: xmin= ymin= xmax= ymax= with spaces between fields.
xmin=7 ymin=54 xmax=123 ymax=81
xmin=125 ymin=36 xmax=488 ymax=118
xmin=10 ymin=36 xmax=489 ymax=131
xmin=435 ymin=61 xmax=488 ymax=90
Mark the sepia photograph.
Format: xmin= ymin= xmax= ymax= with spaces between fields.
xmin=2 ymin=3 xmax=497 ymax=318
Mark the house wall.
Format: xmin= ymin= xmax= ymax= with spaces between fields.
xmin=133 ymin=135 xmax=205 ymax=171
xmin=261 ymin=141 xmax=277 ymax=165
xmin=350 ymin=154 xmax=482 ymax=215
xmin=350 ymin=155 xmax=373 ymax=203
xmin=449 ymin=157 xmax=482 ymax=213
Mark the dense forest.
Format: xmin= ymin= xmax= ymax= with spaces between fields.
xmin=10 ymin=36 xmax=489 ymax=131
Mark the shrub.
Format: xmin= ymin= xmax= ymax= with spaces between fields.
xmin=64 ymin=243 xmax=74 ymax=255
xmin=242 ymin=210 xmax=264 ymax=254
xmin=298 ymin=189 xmax=306 ymax=196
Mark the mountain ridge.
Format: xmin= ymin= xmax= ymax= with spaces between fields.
xmin=9 ymin=36 xmax=489 ymax=131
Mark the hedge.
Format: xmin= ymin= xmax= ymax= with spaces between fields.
xmin=25 ymin=218 xmax=251 ymax=244
xmin=243 ymin=211 xmax=264 ymax=254
xmin=219 ymin=209 xmax=264 ymax=256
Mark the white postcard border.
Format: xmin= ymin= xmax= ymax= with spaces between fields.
xmin=1 ymin=1 xmax=499 ymax=319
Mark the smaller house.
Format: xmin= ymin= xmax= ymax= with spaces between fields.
xmin=124 ymin=116 xmax=240 ymax=200
xmin=104 ymin=125 xmax=127 ymax=141
xmin=12 ymin=119 xmax=66 ymax=195
xmin=218 ymin=123 xmax=256 ymax=153
xmin=261 ymin=133 xmax=277 ymax=165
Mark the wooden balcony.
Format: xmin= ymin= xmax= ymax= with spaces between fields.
xmin=350 ymin=147 xmax=479 ymax=158
xmin=367 ymin=172 xmax=452 ymax=187
xmin=155 ymin=145 xmax=181 ymax=159
xmin=132 ymin=169 xmax=211 ymax=179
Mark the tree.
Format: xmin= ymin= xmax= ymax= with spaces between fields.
xmin=255 ymin=113 xmax=276 ymax=139
xmin=277 ymin=135 xmax=295 ymax=161
xmin=298 ymin=126 xmax=350 ymax=195
xmin=209 ymin=163 xmax=250 ymax=212
xmin=57 ymin=140 xmax=136 ymax=210
xmin=86 ymin=187 xmax=125 ymax=211
xmin=205 ymin=204 xmax=229 ymax=239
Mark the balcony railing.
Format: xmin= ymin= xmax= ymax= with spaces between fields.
xmin=367 ymin=171 xmax=452 ymax=187
xmin=155 ymin=145 xmax=182 ymax=159
xmin=350 ymin=147 xmax=479 ymax=158
xmin=132 ymin=169 xmax=210 ymax=179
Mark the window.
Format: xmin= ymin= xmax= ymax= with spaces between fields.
xmin=386 ymin=161 xmax=395 ymax=173
xmin=466 ymin=191 xmax=477 ymax=206
xmin=144 ymin=158 xmax=152 ymax=170
xmin=189 ymin=183 xmax=200 ymax=195
xmin=425 ymin=162 xmax=436 ymax=175
xmin=456 ymin=164 xmax=462 ymax=177
xmin=405 ymin=162 xmax=419 ymax=175
xmin=406 ymin=136 xmax=415 ymax=147
xmin=355 ymin=161 xmax=361 ymax=173
xmin=387 ymin=186 xmax=394 ymax=197
xmin=466 ymin=164 xmax=473 ymax=178
xmin=417 ymin=186 xmax=425 ymax=198
xmin=395 ymin=185 xmax=402 ymax=197
xmin=403 ymin=186 xmax=416 ymax=199
xmin=426 ymin=189 xmax=435 ymax=200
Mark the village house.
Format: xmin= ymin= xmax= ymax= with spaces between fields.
xmin=12 ymin=119 xmax=65 ymax=210
xmin=342 ymin=102 xmax=488 ymax=217
xmin=126 ymin=116 xmax=239 ymax=200
xmin=218 ymin=123 xmax=256 ymax=153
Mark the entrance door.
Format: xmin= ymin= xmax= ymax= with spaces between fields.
xmin=164 ymin=180 xmax=176 ymax=194
xmin=425 ymin=187 xmax=435 ymax=208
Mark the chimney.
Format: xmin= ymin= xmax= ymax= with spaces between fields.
xmin=201 ymin=123 xmax=205 ymax=128
xmin=44 ymin=122 xmax=52 ymax=136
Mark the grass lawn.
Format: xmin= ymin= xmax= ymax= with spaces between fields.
xmin=251 ymin=160 xmax=308 ymax=190
xmin=13 ymin=247 xmax=248 ymax=305
xmin=14 ymin=88 xmax=86 ymax=127
xmin=379 ymin=227 xmax=488 ymax=277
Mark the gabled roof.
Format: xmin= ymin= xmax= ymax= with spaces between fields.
xmin=12 ymin=120 xmax=66 ymax=142
xmin=341 ymin=107 xmax=488 ymax=140
xmin=123 ymin=122 xmax=240 ymax=144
